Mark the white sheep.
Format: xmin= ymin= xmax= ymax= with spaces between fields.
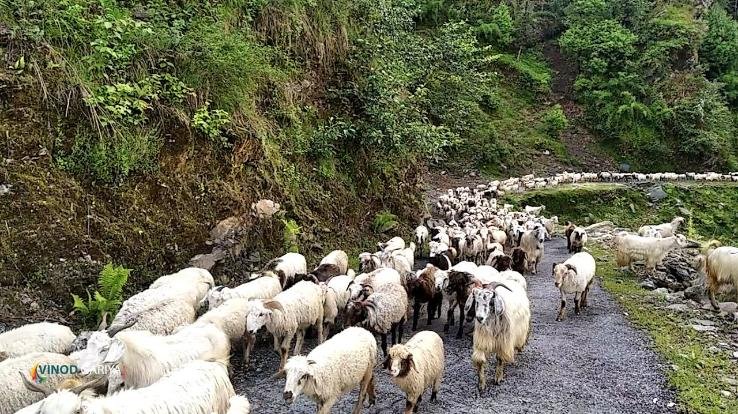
xmin=552 ymin=252 xmax=596 ymax=321
xmin=358 ymin=252 xmax=382 ymax=273
xmin=0 ymin=352 xmax=79 ymax=414
xmin=348 ymin=268 xmax=403 ymax=301
xmin=283 ymin=327 xmax=377 ymax=414
xmin=149 ymin=267 xmax=215 ymax=303
xmin=415 ymin=225 xmax=429 ymax=257
xmin=203 ymin=273 xmax=282 ymax=310
xmin=637 ymin=216 xmax=685 ymax=238
xmin=379 ymin=236 xmax=406 ymax=253
xmin=257 ymin=252 xmax=308 ymax=289
xmin=0 ymin=322 xmax=75 ymax=361
xmin=701 ymin=242 xmax=738 ymax=310
xmin=615 ymin=234 xmax=688 ymax=271
xmin=519 ymin=230 xmax=544 ymax=274
xmin=322 ymin=274 xmax=355 ymax=337
xmin=246 ymin=281 xmax=324 ymax=372
xmin=384 ymin=331 xmax=444 ymax=414
xmin=191 ymin=298 xmax=255 ymax=364
xmin=97 ymin=323 xmax=230 ymax=390
xmin=20 ymin=359 xmax=234 ymax=414
xmin=346 ymin=282 xmax=408 ymax=356
xmin=319 ymin=250 xmax=349 ymax=275
xmin=464 ymin=279 xmax=530 ymax=391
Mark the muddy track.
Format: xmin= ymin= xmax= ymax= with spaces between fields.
xmin=233 ymin=237 xmax=676 ymax=413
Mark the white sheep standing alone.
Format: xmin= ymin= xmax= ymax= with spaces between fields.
xmin=247 ymin=281 xmax=325 ymax=372
xmin=415 ymin=225 xmax=429 ymax=257
xmin=0 ymin=322 xmax=75 ymax=361
xmin=552 ymin=252 xmax=596 ymax=321
xmin=519 ymin=229 xmax=544 ymax=274
xmin=384 ymin=331 xmax=445 ymax=414
xmin=615 ymin=234 xmax=688 ymax=272
xmin=20 ymin=359 xmax=234 ymax=414
xmin=283 ymin=327 xmax=377 ymax=414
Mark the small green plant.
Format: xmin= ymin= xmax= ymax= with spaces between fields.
xmin=372 ymin=211 xmax=398 ymax=233
xmin=71 ymin=263 xmax=130 ymax=328
xmin=193 ymin=102 xmax=231 ymax=147
xmin=542 ymin=104 xmax=569 ymax=138
xmin=281 ymin=218 xmax=301 ymax=253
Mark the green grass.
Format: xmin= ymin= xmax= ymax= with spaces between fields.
xmin=591 ymin=244 xmax=738 ymax=413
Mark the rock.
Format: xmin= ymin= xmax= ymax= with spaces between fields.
xmin=733 ymin=351 xmax=738 ymax=359
xmin=652 ymin=287 xmax=669 ymax=295
xmin=542 ymin=150 xmax=550 ymax=155
xmin=640 ymin=279 xmax=656 ymax=290
xmin=692 ymin=319 xmax=716 ymax=326
xmin=251 ymin=199 xmax=281 ymax=219
xmin=684 ymin=285 xmax=704 ymax=302
xmin=0 ymin=184 xmax=11 ymax=196
xmin=719 ymin=302 xmax=738 ymax=313
xmin=691 ymin=324 xmax=718 ymax=332
xmin=721 ymin=377 xmax=738 ymax=387
xmin=619 ymin=163 xmax=631 ymax=173
xmin=189 ymin=249 xmax=227 ymax=271
xmin=678 ymin=207 xmax=692 ymax=217
xmin=721 ymin=390 xmax=733 ymax=398
xmin=210 ymin=216 xmax=243 ymax=243
xmin=665 ymin=304 xmax=690 ymax=312
xmin=647 ymin=185 xmax=667 ymax=202
xmin=629 ymin=203 xmax=635 ymax=214
xmin=666 ymin=291 xmax=684 ymax=302
xmin=29 ymin=301 xmax=39 ymax=311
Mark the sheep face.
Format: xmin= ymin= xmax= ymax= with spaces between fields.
xmin=465 ymin=288 xmax=504 ymax=325
xmin=345 ymin=301 xmax=369 ymax=326
xmin=283 ymin=357 xmax=316 ymax=404
xmin=385 ymin=347 xmax=415 ymax=378
xmin=202 ymin=285 xmax=227 ymax=310
xmin=552 ymin=263 xmax=576 ymax=288
xmin=246 ymin=300 xmax=283 ymax=334
xmin=72 ymin=331 xmax=113 ymax=374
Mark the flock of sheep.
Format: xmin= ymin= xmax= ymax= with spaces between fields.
xmin=2 ymin=171 xmax=738 ymax=414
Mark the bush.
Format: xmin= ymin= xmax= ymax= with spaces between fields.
xmin=193 ymin=102 xmax=231 ymax=147
xmin=542 ymin=105 xmax=569 ymax=138
xmin=372 ymin=211 xmax=398 ymax=233
xmin=71 ymin=263 xmax=130 ymax=328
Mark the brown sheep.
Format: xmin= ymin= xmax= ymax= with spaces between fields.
xmin=511 ymin=248 xmax=527 ymax=274
xmin=564 ymin=222 xmax=576 ymax=252
xmin=407 ymin=266 xmax=444 ymax=331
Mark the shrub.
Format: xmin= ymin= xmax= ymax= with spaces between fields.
xmin=193 ymin=102 xmax=231 ymax=147
xmin=281 ymin=218 xmax=301 ymax=253
xmin=71 ymin=263 xmax=130 ymax=328
xmin=372 ymin=211 xmax=398 ymax=233
xmin=542 ymin=105 xmax=569 ymax=138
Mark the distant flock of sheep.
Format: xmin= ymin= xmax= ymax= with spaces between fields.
xmin=2 ymin=171 xmax=738 ymax=414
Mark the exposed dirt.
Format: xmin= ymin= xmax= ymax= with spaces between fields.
xmin=233 ymin=237 xmax=676 ymax=413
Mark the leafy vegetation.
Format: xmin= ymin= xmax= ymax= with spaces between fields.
xmin=71 ymin=263 xmax=130 ymax=328
xmin=592 ymin=244 xmax=738 ymax=414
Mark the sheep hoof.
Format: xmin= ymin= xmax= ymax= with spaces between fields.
xmin=270 ymin=369 xmax=286 ymax=380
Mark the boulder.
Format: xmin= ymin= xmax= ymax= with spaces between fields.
xmin=647 ymin=185 xmax=667 ymax=202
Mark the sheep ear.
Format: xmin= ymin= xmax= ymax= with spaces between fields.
xmin=494 ymin=295 xmax=505 ymax=316
xmin=551 ymin=262 xmax=557 ymax=274
xmin=463 ymin=292 xmax=476 ymax=315
xmin=407 ymin=354 xmax=419 ymax=373
xmin=307 ymin=359 xmax=317 ymax=365
xmin=565 ymin=264 xmax=577 ymax=274
xmin=264 ymin=300 xmax=284 ymax=312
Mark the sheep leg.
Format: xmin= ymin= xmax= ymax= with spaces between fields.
xmin=279 ymin=333 xmax=294 ymax=371
xmin=353 ymin=366 xmax=373 ymax=414
xmin=319 ymin=397 xmax=337 ymax=414
xmin=412 ymin=301 xmax=421 ymax=331
xmin=574 ymin=293 xmax=581 ymax=315
xmin=472 ymin=349 xmax=487 ymax=393
xmin=323 ymin=322 xmax=332 ymax=340
xmin=366 ymin=371 xmax=377 ymax=407
xmin=557 ymin=294 xmax=566 ymax=321
xmin=426 ymin=300 xmax=434 ymax=326
xmin=431 ymin=376 xmax=441 ymax=403
xmin=243 ymin=333 xmax=255 ymax=367
xmin=317 ymin=318 xmax=325 ymax=344
xmin=381 ymin=333 xmax=388 ymax=357
xmin=444 ymin=301 xmax=455 ymax=332
xmin=709 ymin=287 xmax=720 ymax=310
xmin=404 ymin=398 xmax=416 ymax=414
xmin=398 ymin=317 xmax=405 ymax=343
xmin=294 ymin=329 xmax=306 ymax=355
xmin=456 ymin=302 xmax=465 ymax=339
xmin=494 ymin=356 xmax=505 ymax=385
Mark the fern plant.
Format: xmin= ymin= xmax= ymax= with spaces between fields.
xmin=373 ymin=211 xmax=398 ymax=233
xmin=281 ymin=218 xmax=301 ymax=253
xmin=71 ymin=263 xmax=130 ymax=328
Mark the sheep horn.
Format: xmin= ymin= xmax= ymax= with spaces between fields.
xmin=484 ymin=282 xmax=512 ymax=292
xmin=106 ymin=318 xmax=136 ymax=337
xmin=70 ymin=374 xmax=109 ymax=394
xmin=97 ymin=312 xmax=109 ymax=331
xmin=215 ymin=285 xmax=226 ymax=292
xmin=18 ymin=371 xmax=54 ymax=396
